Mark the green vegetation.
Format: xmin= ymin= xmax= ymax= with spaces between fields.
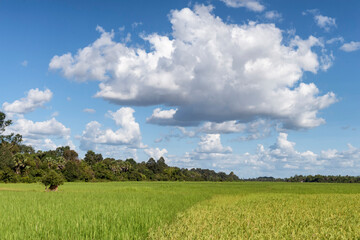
xmin=0 ymin=182 xmax=360 ymax=239
xmin=41 ymin=170 xmax=64 ymax=191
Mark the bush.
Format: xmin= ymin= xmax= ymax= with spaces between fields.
xmin=0 ymin=167 xmax=18 ymax=183
xmin=41 ymin=170 xmax=64 ymax=191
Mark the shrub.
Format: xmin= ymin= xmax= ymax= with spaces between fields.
xmin=41 ymin=170 xmax=64 ymax=191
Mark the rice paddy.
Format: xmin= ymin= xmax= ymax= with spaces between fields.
xmin=0 ymin=182 xmax=359 ymax=239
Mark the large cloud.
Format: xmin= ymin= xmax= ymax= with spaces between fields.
xmin=7 ymin=118 xmax=70 ymax=138
xmin=5 ymin=117 xmax=73 ymax=150
xmin=50 ymin=5 xmax=336 ymax=129
xmin=79 ymin=107 xmax=144 ymax=151
xmin=2 ymin=88 xmax=52 ymax=116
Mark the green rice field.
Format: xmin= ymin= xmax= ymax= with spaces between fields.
xmin=0 ymin=182 xmax=360 ymax=239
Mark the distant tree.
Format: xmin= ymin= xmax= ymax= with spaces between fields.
xmin=12 ymin=153 xmax=28 ymax=175
xmin=78 ymin=161 xmax=94 ymax=182
xmin=63 ymin=148 xmax=78 ymax=162
xmin=0 ymin=167 xmax=18 ymax=183
xmin=228 ymin=171 xmax=239 ymax=181
xmin=84 ymin=150 xmax=103 ymax=166
xmin=18 ymin=144 xmax=35 ymax=154
xmin=125 ymin=158 xmax=137 ymax=166
xmin=0 ymin=111 xmax=12 ymax=136
xmin=41 ymin=170 xmax=64 ymax=191
xmin=62 ymin=161 xmax=80 ymax=182
xmin=146 ymin=158 xmax=157 ymax=173
xmin=92 ymin=162 xmax=114 ymax=180
xmin=157 ymin=157 xmax=168 ymax=172
xmin=0 ymin=112 xmax=22 ymax=170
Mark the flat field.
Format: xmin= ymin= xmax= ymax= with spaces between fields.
xmin=0 ymin=182 xmax=360 ymax=239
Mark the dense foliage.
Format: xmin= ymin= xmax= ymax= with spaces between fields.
xmin=0 ymin=111 xmax=239 ymax=183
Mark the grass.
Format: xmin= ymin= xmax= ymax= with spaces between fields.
xmin=0 ymin=182 xmax=360 ymax=239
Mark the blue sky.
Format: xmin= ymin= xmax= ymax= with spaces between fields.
xmin=1 ymin=0 xmax=359 ymax=178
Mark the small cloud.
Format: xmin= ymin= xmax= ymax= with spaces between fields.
xmin=326 ymin=37 xmax=344 ymax=45
xmin=264 ymin=11 xmax=282 ymax=20
xmin=314 ymin=15 xmax=336 ymax=31
xmin=132 ymin=22 xmax=143 ymax=29
xmin=21 ymin=60 xmax=28 ymax=67
xmin=320 ymin=50 xmax=335 ymax=71
xmin=124 ymin=33 xmax=131 ymax=43
xmin=220 ymin=0 xmax=265 ymax=12
xmin=83 ymin=108 xmax=96 ymax=114
xmin=66 ymin=97 xmax=71 ymax=101
xmin=51 ymin=111 xmax=59 ymax=117
xmin=340 ymin=41 xmax=360 ymax=52
xmin=195 ymin=134 xmax=232 ymax=154
xmin=303 ymin=9 xmax=336 ymax=32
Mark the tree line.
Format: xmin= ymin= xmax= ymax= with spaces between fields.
xmin=1 ymin=111 xmax=359 ymax=184
xmin=242 ymin=175 xmax=360 ymax=183
xmin=0 ymin=111 xmax=239 ymax=183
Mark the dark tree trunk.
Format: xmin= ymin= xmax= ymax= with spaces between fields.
xmin=48 ymin=185 xmax=58 ymax=191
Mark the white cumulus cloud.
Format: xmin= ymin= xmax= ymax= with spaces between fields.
xmin=314 ymin=15 xmax=336 ymax=31
xmin=2 ymin=88 xmax=53 ymax=116
xmin=7 ymin=117 xmax=70 ymax=138
xmin=196 ymin=134 xmax=232 ymax=154
xmin=50 ymin=5 xmax=336 ymax=130
xmin=146 ymin=108 xmax=180 ymax=125
xmin=79 ymin=107 xmax=144 ymax=151
xmin=5 ymin=117 xmax=72 ymax=151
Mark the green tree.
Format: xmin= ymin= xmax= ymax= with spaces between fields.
xmin=84 ymin=150 xmax=103 ymax=166
xmin=12 ymin=153 xmax=29 ymax=175
xmin=41 ymin=170 xmax=64 ymax=191
xmin=62 ymin=161 xmax=80 ymax=182
xmin=146 ymin=158 xmax=157 ymax=173
xmin=0 ymin=112 xmax=22 ymax=170
xmin=0 ymin=111 xmax=12 ymax=136
xmin=156 ymin=157 xmax=168 ymax=173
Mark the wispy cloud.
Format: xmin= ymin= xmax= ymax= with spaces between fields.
xmin=303 ymin=9 xmax=336 ymax=32
xmin=340 ymin=41 xmax=360 ymax=52
xmin=220 ymin=0 xmax=265 ymax=12
xmin=83 ymin=108 xmax=96 ymax=114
